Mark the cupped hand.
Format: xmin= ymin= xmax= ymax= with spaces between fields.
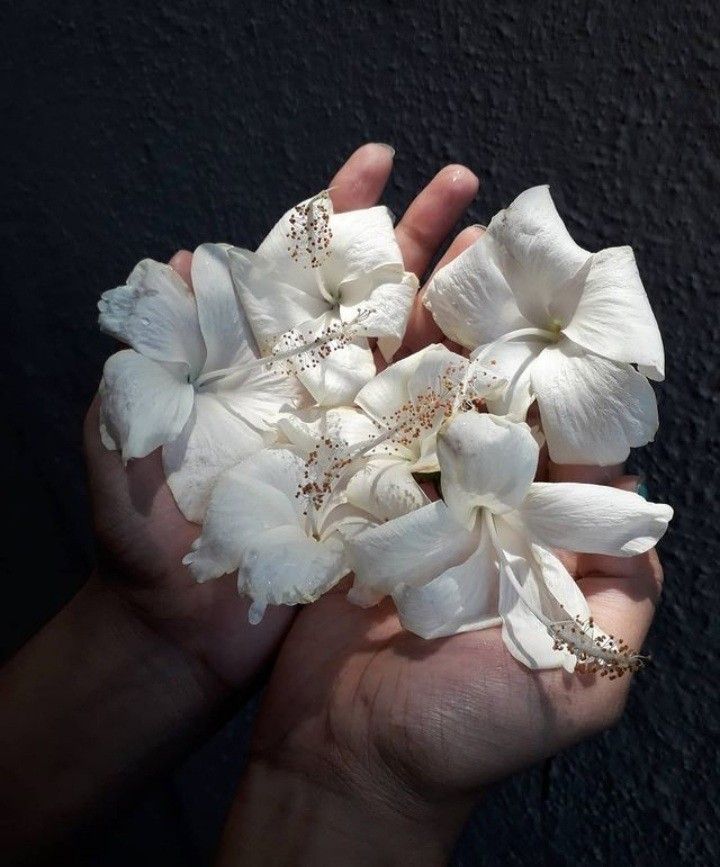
xmin=217 ymin=168 xmax=665 ymax=860
xmin=83 ymin=143 xmax=478 ymax=690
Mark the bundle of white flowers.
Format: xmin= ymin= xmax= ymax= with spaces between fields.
xmin=98 ymin=186 xmax=672 ymax=675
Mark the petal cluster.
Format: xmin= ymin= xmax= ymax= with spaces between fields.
xmin=97 ymin=184 xmax=672 ymax=673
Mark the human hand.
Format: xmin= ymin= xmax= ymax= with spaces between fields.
xmin=215 ymin=204 xmax=664 ymax=865
xmin=84 ymin=143 xmax=436 ymax=689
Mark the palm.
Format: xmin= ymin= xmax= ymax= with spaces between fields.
xmin=84 ymin=402 xmax=293 ymax=685
xmin=250 ymin=523 xmax=660 ymax=797
xmin=246 ymin=145 xmax=662 ymax=798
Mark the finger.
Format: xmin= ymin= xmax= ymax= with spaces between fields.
xmin=168 ymin=249 xmax=193 ymax=287
xmin=548 ymin=461 xmax=625 ymax=485
xmin=394 ymin=164 xmax=479 ymax=279
xmin=578 ymin=550 xmax=662 ymax=654
xmin=403 ymin=223 xmax=485 ymax=353
xmin=576 ymin=475 xmax=660 ymax=584
xmin=328 ymin=142 xmax=395 ymax=213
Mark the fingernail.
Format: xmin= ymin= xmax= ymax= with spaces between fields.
xmin=472 ymin=224 xmax=487 ymax=231
xmin=636 ymin=473 xmax=649 ymax=500
xmin=373 ymin=142 xmax=395 ymax=157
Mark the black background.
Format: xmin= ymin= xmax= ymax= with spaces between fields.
xmin=2 ymin=1 xmax=718 ymax=864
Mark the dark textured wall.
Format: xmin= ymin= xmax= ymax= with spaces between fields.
xmin=2 ymin=1 xmax=718 ymax=864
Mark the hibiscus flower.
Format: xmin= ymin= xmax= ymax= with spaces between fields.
xmin=227 ymin=190 xmax=419 ymax=406
xmin=348 ymin=413 xmax=672 ymax=672
xmin=98 ymin=243 xmax=304 ymax=521
xmin=423 ymin=185 xmax=664 ymax=464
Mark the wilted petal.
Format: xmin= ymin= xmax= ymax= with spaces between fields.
xmin=531 ymin=339 xmax=659 ymax=465
xmin=423 ymin=232 xmax=530 ymax=347
xmin=346 ymin=458 xmax=429 ymax=521
xmin=474 ymin=336 xmax=546 ymax=418
xmin=237 ymin=525 xmax=348 ymax=610
xmin=100 ymin=349 xmax=194 ymax=462
xmin=98 ymin=259 xmax=206 ymax=377
xmin=562 ymin=246 xmax=665 ymax=380
xmin=207 ymin=361 xmax=306 ymax=434
xmin=438 ymin=414 xmax=539 ymax=526
xmin=496 ymin=518 xmax=583 ymax=670
xmin=192 ymin=243 xmax=258 ymax=372
xmin=297 ymin=337 xmax=376 ymax=407
xmin=228 ymin=248 xmax=329 ymax=352
xmin=488 ymin=185 xmax=590 ymax=329
xmin=183 ymin=449 xmax=306 ymax=578
xmin=183 ymin=448 xmax=352 ymax=611
xmin=345 ymin=272 xmax=418 ymax=361
xmin=324 ymin=206 xmax=404 ymax=291
xmin=516 ymin=481 xmax=673 ymax=556
xmin=348 ymin=500 xmax=479 ymax=597
xmin=393 ymin=517 xmax=501 ymax=639
xmin=162 ymin=393 xmax=265 ymax=523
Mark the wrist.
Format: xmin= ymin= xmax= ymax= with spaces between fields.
xmin=217 ymin=758 xmax=471 ymax=867
xmin=0 ymin=577 xmax=230 ymax=859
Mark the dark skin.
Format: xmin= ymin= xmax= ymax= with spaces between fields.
xmin=0 ymin=145 xmax=662 ymax=865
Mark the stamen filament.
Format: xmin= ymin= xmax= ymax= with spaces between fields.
xmin=471 ymin=327 xmax=556 ymax=367
xmin=483 ymin=512 xmax=644 ymax=676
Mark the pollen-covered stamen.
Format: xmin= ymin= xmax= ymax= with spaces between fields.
xmin=286 ymin=191 xmax=333 ymax=271
xmin=483 ymin=512 xmax=646 ymax=677
xmin=371 ymin=362 xmax=465 ymax=454
xmin=293 ymin=425 xmax=360 ymax=523
xmin=261 ymin=309 xmax=374 ymax=376
xmin=549 ymin=612 xmax=646 ymax=679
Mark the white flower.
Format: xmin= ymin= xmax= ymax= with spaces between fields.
xmin=98 ymin=244 xmax=305 ymax=522
xmin=423 ymin=185 xmax=665 ymax=465
xmin=356 ymin=343 xmax=506 ymax=465
xmin=349 ymin=413 xmax=673 ymax=672
xmin=227 ymin=191 xmax=419 ymax=407
xmin=184 ymin=408 xmax=385 ymax=622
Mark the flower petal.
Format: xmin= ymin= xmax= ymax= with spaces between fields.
xmin=347 ymin=500 xmax=479 ymax=597
xmin=162 ymin=393 xmax=265 ymax=523
xmin=423 ymin=232 xmax=530 ymax=348
xmin=349 ymin=272 xmax=418 ymax=361
xmin=297 ymin=336 xmax=376 ymax=406
xmin=324 ymin=206 xmax=404 ymax=291
xmin=517 ymin=481 xmax=673 ymax=556
xmin=488 ymin=185 xmax=590 ymax=329
xmin=393 ymin=517 xmax=501 ymax=639
xmin=99 ymin=350 xmax=194 ymax=462
xmin=192 ymin=243 xmax=258 ymax=373
xmin=98 ymin=259 xmax=206 ymax=377
xmin=496 ymin=518 xmax=584 ymax=670
xmin=531 ymin=339 xmax=659 ymax=464
xmin=474 ymin=336 xmax=546 ymax=418
xmin=207 ymin=361 xmax=306 ymax=434
xmin=346 ymin=458 xmax=429 ymax=522
xmin=437 ymin=414 xmax=539 ymax=526
xmin=562 ymin=246 xmax=665 ymax=380
xmin=183 ymin=449 xmax=308 ymax=582
xmin=278 ymin=405 xmax=379 ymax=453
xmin=354 ymin=344 xmax=443 ymax=425
xmin=227 ymin=247 xmax=329 ymax=353
xmin=237 ymin=524 xmax=348 ymax=613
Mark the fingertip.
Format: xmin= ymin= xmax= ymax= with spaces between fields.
xmin=168 ymin=249 xmax=193 ymax=286
xmin=329 ymin=143 xmax=395 ymax=212
xmin=437 ymin=163 xmax=480 ymax=197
